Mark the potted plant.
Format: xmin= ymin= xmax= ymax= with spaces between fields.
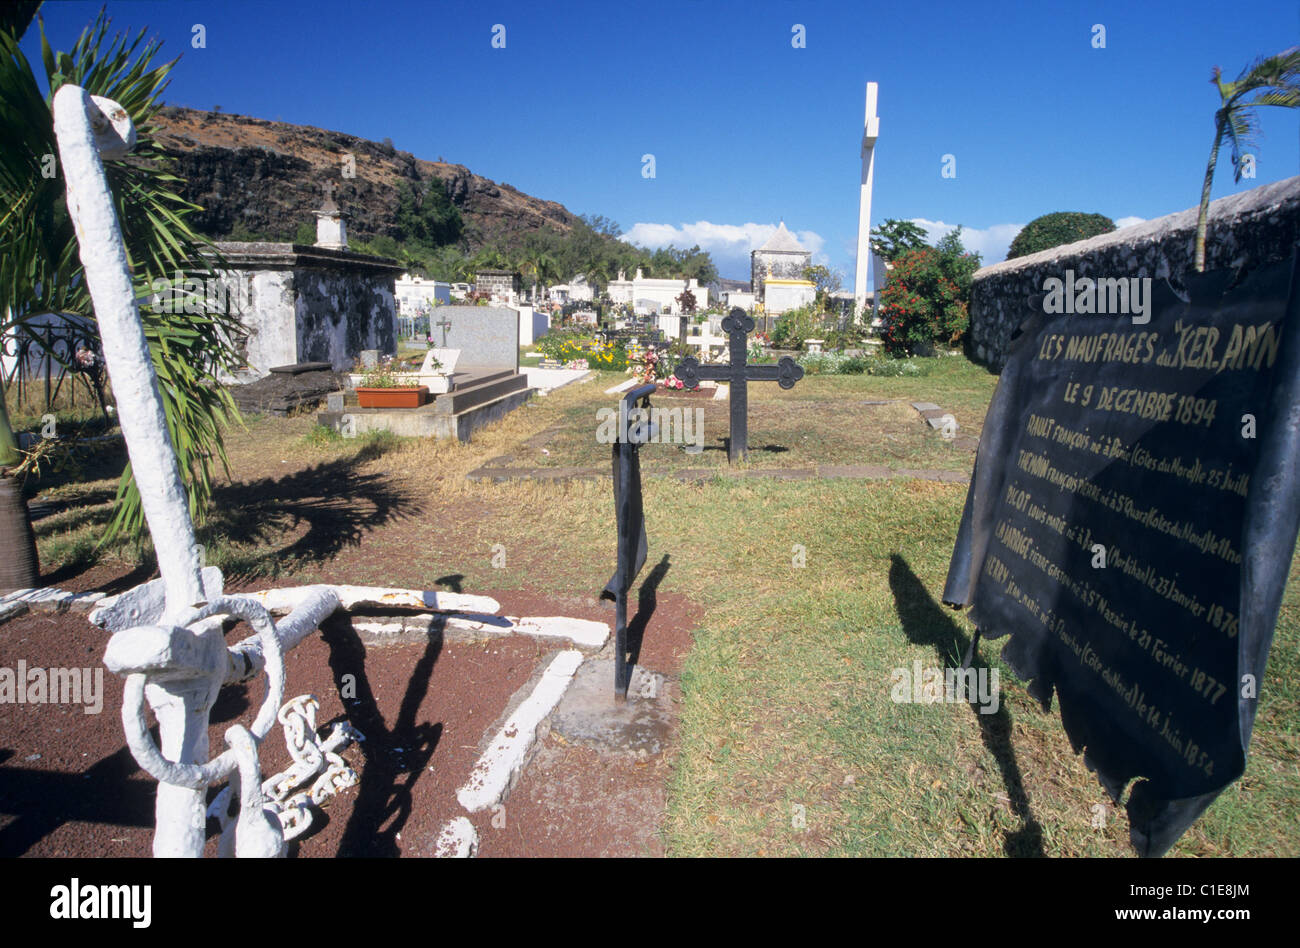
xmin=353 ymin=356 xmax=429 ymax=408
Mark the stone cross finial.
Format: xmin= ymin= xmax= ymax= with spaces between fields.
xmin=319 ymin=179 xmax=339 ymax=214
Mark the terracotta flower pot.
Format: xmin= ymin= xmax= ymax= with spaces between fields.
xmin=356 ymin=386 xmax=429 ymax=409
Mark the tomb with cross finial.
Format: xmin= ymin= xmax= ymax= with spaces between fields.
xmin=314 ymin=178 xmax=347 ymax=250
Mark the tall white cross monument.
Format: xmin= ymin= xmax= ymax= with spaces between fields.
xmin=853 ymin=82 xmax=880 ymax=314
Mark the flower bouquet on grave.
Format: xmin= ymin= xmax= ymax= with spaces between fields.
xmin=629 ymin=345 xmax=660 ymax=385
xmin=353 ymin=355 xmax=429 ymax=408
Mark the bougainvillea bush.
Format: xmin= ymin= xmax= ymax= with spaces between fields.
xmin=878 ymin=233 xmax=980 ymax=357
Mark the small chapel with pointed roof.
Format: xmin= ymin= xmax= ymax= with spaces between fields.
xmin=750 ymin=222 xmax=811 ymax=300
xmin=750 ymin=221 xmax=815 ymax=313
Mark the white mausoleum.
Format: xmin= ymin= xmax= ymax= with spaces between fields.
xmin=605 ymin=269 xmax=709 ymax=314
xmin=395 ymin=273 xmax=450 ymax=314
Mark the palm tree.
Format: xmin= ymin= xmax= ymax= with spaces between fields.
xmin=1194 ymin=47 xmax=1300 ymax=272
xmin=520 ymin=249 xmax=557 ymax=302
xmin=0 ymin=6 xmax=246 ymax=579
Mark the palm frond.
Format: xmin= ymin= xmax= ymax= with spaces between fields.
xmin=1 ymin=9 xmax=247 ymax=542
xmin=1222 ymin=47 xmax=1300 ymax=103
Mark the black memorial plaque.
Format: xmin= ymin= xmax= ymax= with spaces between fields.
xmin=944 ymin=252 xmax=1300 ymax=855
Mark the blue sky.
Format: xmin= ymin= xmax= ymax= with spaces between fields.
xmin=25 ymin=0 xmax=1300 ymax=282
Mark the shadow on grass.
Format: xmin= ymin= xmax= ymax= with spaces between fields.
xmin=205 ymin=440 xmax=419 ymax=583
xmin=319 ymin=613 xmax=442 ymax=857
xmin=28 ymin=486 xmax=119 ymax=526
xmin=888 ymin=553 xmax=1044 ymax=857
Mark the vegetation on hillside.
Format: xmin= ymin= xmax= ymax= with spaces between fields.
xmin=355 ymin=211 xmax=718 ymax=291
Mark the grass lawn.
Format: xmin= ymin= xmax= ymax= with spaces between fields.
xmin=522 ymin=356 xmax=993 ymax=475
xmin=13 ymin=353 xmax=1300 ymax=857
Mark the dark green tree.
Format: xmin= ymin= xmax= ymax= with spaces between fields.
xmin=802 ymin=264 xmax=842 ymax=311
xmin=870 ymin=219 xmax=930 ymax=262
xmin=394 ymin=176 xmax=462 ymax=250
xmin=1006 ymin=212 xmax=1115 ymax=259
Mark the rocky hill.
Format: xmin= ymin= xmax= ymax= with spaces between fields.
xmin=150 ymin=106 xmax=580 ymax=250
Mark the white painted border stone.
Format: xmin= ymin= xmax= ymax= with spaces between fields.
xmin=433 ymin=816 xmax=478 ymax=857
xmin=505 ymin=616 xmax=609 ymax=648
xmin=352 ymin=613 xmax=609 ymax=649
xmin=245 ymin=585 xmax=500 ymax=616
xmin=0 ymin=587 xmax=105 ymax=614
xmin=456 ymin=649 xmax=584 ymax=812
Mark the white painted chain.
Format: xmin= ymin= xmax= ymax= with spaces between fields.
xmin=207 ymin=694 xmax=362 ymax=846
xmin=260 ymin=695 xmax=363 ymax=841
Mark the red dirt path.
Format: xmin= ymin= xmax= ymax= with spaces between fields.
xmin=0 ymin=583 xmax=701 ymax=858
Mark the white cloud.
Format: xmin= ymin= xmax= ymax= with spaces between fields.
xmin=908 ymin=218 xmax=1026 ymax=266
xmin=1113 ymin=215 xmax=1146 ymax=230
xmin=623 ymin=220 xmax=826 ymax=281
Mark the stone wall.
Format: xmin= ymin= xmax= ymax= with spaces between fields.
xmin=476 ymin=271 xmax=520 ymax=298
xmin=969 ymin=176 xmax=1300 ymax=370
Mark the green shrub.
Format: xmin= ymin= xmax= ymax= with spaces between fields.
xmin=1007 ymin=211 xmax=1115 ymax=259
xmin=839 ymin=356 xmax=867 ymax=374
xmin=771 ymin=305 xmax=842 ymax=350
xmin=771 ymin=306 xmax=815 ymax=349
xmin=879 ymin=231 xmax=979 ymax=357
xmin=864 ymin=356 xmax=930 ymax=377
xmin=536 ymin=331 xmax=628 ymax=370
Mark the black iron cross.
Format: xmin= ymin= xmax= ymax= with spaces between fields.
xmin=435 ymin=313 xmax=452 ymax=347
xmin=672 ymin=308 xmax=803 ymax=462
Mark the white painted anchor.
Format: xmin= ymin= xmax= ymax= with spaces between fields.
xmin=53 ymin=84 xmax=342 ymax=857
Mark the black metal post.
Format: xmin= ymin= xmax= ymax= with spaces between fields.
xmin=601 ymin=382 xmax=655 ymax=701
